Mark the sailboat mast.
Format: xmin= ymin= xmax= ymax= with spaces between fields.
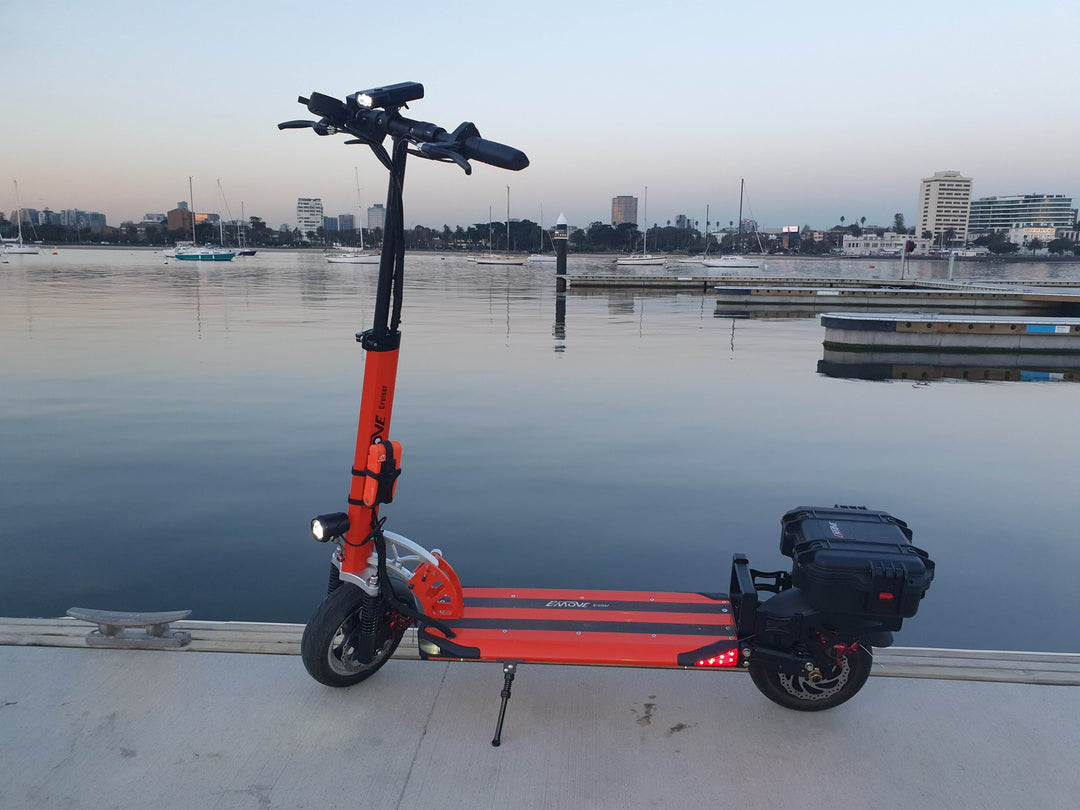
xmin=188 ymin=176 xmax=196 ymax=243
xmin=643 ymin=186 xmax=648 ymax=254
xmin=737 ymin=178 xmax=744 ymax=237
xmin=14 ymin=181 xmax=24 ymax=246
xmin=355 ymin=166 xmax=365 ymax=251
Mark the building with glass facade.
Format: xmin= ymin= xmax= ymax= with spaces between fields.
xmin=968 ymin=194 xmax=1074 ymax=234
xmin=367 ymin=203 xmax=386 ymax=230
xmin=611 ymin=196 xmax=638 ymax=226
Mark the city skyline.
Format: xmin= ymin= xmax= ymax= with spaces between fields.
xmin=3 ymin=1 xmax=1078 ymax=232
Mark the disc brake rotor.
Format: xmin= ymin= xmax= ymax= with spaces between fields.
xmin=778 ymin=656 xmax=851 ymax=701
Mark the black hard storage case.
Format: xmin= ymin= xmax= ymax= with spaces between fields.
xmin=780 ymin=506 xmax=934 ymax=621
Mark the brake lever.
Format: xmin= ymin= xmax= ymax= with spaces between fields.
xmin=277 ymin=118 xmax=337 ymax=136
xmin=409 ymin=142 xmax=472 ymax=174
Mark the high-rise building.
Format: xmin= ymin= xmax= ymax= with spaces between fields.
xmin=322 ymin=216 xmax=338 ymax=232
xmin=338 ymin=213 xmax=355 ymax=232
xmin=611 ymin=196 xmax=638 ymax=226
xmin=968 ymin=194 xmax=1074 ymax=234
xmin=916 ymin=170 xmax=972 ymax=244
xmin=367 ymin=203 xmax=386 ymax=230
xmin=297 ymin=197 xmax=324 ymax=240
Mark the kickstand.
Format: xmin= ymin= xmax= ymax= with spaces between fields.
xmin=491 ymin=662 xmax=518 ymax=747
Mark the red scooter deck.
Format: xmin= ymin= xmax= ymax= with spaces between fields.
xmin=419 ymin=587 xmax=739 ymax=668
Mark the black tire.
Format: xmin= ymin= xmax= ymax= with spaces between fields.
xmin=301 ymin=580 xmax=408 ymax=687
xmin=748 ymin=644 xmax=873 ymax=711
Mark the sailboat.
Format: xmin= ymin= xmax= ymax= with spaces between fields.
xmin=616 ymin=186 xmax=665 ymax=265
xmin=3 ymin=182 xmax=41 ymax=255
xmin=477 ymin=186 xmax=526 ymax=265
xmin=703 ymin=179 xmax=762 ymax=270
xmin=527 ymin=205 xmax=556 ymax=262
xmin=174 ymin=177 xmax=235 ymax=261
xmin=237 ymin=201 xmax=256 ymax=256
xmin=327 ymin=168 xmax=380 ymax=264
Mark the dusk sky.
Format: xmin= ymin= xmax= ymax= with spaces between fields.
xmin=4 ymin=0 xmax=1077 ymax=233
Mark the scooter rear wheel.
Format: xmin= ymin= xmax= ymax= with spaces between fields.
xmin=748 ymin=645 xmax=873 ymax=711
xmin=301 ymin=580 xmax=407 ymax=687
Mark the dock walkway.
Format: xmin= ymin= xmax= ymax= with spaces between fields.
xmin=2 ymin=619 xmax=1078 ymax=809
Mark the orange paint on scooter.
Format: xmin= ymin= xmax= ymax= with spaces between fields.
xmin=342 ymin=346 xmax=400 ymax=574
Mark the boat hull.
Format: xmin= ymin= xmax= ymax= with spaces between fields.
xmin=174 ymin=252 xmax=236 ymax=261
xmin=327 ymin=254 xmax=380 ymax=264
xmin=616 ymin=255 xmax=666 ymax=266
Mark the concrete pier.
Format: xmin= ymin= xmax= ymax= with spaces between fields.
xmin=2 ymin=618 xmax=1079 ymax=809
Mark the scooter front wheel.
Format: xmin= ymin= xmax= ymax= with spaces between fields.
xmin=748 ymin=645 xmax=873 ymax=711
xmin=301 ymin=580 xmax=407 ymax=687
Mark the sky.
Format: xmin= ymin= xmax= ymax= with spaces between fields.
xmin=3 ymin=0 xmax=1078 ymax=233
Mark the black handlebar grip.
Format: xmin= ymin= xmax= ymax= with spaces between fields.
xmin=461 ymin=137 xmax=529 ymax=171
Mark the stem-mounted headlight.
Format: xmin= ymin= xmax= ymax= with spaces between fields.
xmin=311 ymin=512 xmax=350 ymax=543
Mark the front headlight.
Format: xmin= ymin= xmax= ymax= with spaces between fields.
xmin=311 ymin=512 xmax=349 ymax=543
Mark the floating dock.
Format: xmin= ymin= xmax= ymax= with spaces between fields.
xmin=818 ymin=313 xmax=1080 ymax=381
xmin=821 ymin=312 xmax=1080 ymax=350
xmin=715 ymin=286 xmax=1080 ymax=315
xmin=2 ymin=617 xmax=1079 ymax=809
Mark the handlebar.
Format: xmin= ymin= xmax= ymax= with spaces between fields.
xmin=278 ymin=84 xmax=529 ymax=173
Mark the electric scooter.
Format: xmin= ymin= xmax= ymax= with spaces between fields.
xmin=279 ymin=84 xmax=935 ymax=745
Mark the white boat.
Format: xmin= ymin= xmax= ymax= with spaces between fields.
xmin=477 ymin=254 xmax=526 ymax=265
xmin=616 ymin=186 xmax=665 ymax=265
xmin=527 ymin=206 xmax=557 ymax=262
xmin=327 ymin=251 xmax=380 ymax=264
xmin=4 ymin=182 xmax=41 ymax=254
xmin=172 ymin=179 xmax=234 ymax=261
xmin=477 ymin=188 xmax=526 ymax=265
xmin=703 ymin=255 xmax=762 ymax=269
xmin=702 ymin=180 xmax=765 ymax=270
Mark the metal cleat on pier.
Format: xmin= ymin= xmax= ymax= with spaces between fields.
xmin=66 ymin=607 xmax=192 ymax=649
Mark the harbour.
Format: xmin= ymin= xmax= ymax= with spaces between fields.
xmin=2 ymin=250 xmax=1080 ymax=657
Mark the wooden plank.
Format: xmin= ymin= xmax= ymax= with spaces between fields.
xmin=2 ymin=619 xmax=1077 ymax=683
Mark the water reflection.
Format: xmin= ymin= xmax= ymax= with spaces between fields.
xmin=2 ymin=249 xmax=1080 ymax=654
xmin=819 ymin=349 xmax=1080 ymax=382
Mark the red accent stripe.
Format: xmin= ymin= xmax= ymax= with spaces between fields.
xmin=463 ymin=587 xmax=728 ymax=604
xmin=425 ymin=628 xmax=737 ymax=667
xmin=461 ymin=607 xmax=735 ymax=626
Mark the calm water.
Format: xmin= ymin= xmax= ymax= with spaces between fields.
xmin=2 ymin=249 xmax=1079 ymax=653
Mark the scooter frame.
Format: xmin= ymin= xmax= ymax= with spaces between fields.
xmin=281 ymin=84 xmax=906 ymax=744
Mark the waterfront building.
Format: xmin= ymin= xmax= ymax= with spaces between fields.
xmin=297 ymin=198 xmax=323 ymax=240
xmin=367 ymin=203 xmax=386 ymax=230
xmin=675 ymin=214 xmax=691 ymax=230
xmin=968 ymin=194 xmax=1074 ymax=235
xmin=322 ymin=216 xmax=338 ymax=233
xmin=842 ymin=232 xmax=932 ymax=256
xmin=338 ymin=213 xmax=355 ymax=231
xmin=916 ymin=170 xmax=972 ymax=245
xmin=1005 ymin=226 xmax=1056 ymax=249
xmin=611 ymin=196 xmax=638 ymax=226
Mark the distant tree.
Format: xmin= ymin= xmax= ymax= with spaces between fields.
xmin=974 ymin=232 xmax=1019 ymax=255
xmin=1047 ymin=238 xmax=1074 ymax=255
xmin=840 ymin=216 xmax=845 ymax=228
xmin=860 ymin=216 xmax=866 ymax=229
xmin=893 ymin=213 xmax=905 ymax=233
xmin=922 ymin=230 xmax=932 ymax=240
xmin=1027 ymin=237 xmax=1044 ymax=255
xmin=849 ymin=223 xmax=862 ymax=236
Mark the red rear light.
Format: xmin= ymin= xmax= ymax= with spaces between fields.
xmin=695 ymin=649 xmax=739 ymax=667
xmin=878 ymin=592 xmax=895 ymax=601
